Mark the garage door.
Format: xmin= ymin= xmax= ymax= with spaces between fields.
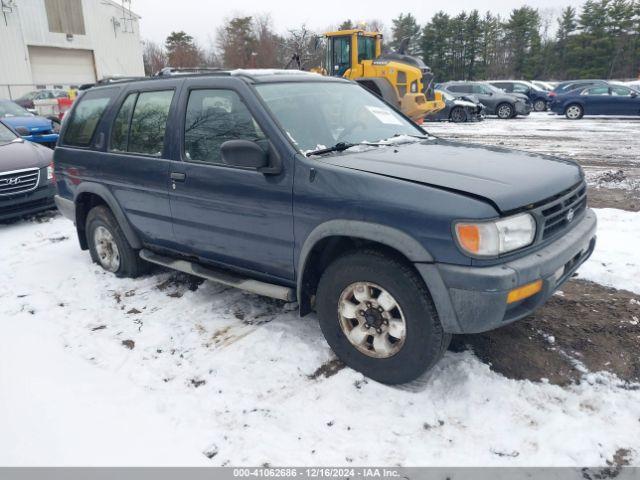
xmin=28 ymin=46 xmax=96 ymax=85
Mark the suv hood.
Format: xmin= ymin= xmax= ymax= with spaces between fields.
xmin=319 ymin=139 xmax=582 ymax=213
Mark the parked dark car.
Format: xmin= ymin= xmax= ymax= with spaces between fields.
xmin=437 ymin=81 xmax=531 ymax=118
xmin=424 ymin=90 xmax=485 ymax=122
xmin=0 ymin=100 xmax=59 ymax=148
xmin=0 ymin=121 xmax=55 ymax=221
xmin=488 ymin=80 xmax=550 ymax=111
xmin=54 ymin=70 xmax=596 ymax=384
xmin=14 ymin=89 xmax=69 ymax=111
xmin=548 ymin=79 xmax=608 ymax=101
xmin=550 ymin=83 xmax=640 ymax=119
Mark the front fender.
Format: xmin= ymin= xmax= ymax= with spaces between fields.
xmin=296 ymin=219 xmax=434 ymax=305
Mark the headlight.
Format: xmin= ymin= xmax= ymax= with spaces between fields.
xmin=454 ymin=213 xmax=536 ymax=256
xmin=47 ymin=163 xmax=55 ymax=181
xmin=410 ymin=81 xmax=418 ymax=93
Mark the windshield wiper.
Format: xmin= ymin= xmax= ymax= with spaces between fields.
xmin=306 ymin=142 xmax=357 ymax=157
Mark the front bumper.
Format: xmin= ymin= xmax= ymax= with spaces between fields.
xmin=0 ymin=184 xmax=56 ymax=221
xmin=417 ymin=209 xmax=597 ymax=334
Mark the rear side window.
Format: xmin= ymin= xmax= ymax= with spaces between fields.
xmin=109 ymin=90 xmax=174 ymax=156
xmin=127 ymin=90 xmax=174 ymax=156
xmin=63 ymin=88 xmax=117 ymax=147
xmin=110 ymin=93 xmax=136 ymax=152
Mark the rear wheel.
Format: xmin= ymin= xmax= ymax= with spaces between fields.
xmin=533 ymin=99 xmax=547 ymax=112
xmin=449 ymin=106 xmax=468 ymax=123
xmin=86 ymin=205 xmax=147 ymax=278
xmin=316 ymin=250 xmax=450 ymax=384
xmin=565 ymin=103 xmax=584 ymax=120
xmin=496 ymin=103 xmax=514 ymax=119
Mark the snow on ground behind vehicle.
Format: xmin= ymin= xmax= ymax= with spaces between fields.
xmin=0 ymin=209 xmax=638 ymax=467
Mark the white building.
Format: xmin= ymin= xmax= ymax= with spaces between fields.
xmin=0 ymin=0 xmax=144 ymax=99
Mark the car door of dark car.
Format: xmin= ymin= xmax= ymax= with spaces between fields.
xmin=581 ymin=86 xmax=611 ymax=115
xmin=610 ymin=86 xmax=640 ymax=115
xmin=168 ymin=80 xmax=295 ymax=282
xmin=99 ymin=84 xmax=181 ymax=249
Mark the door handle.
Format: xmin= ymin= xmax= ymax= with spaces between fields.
xmin=170 ymin=172 xmax=186 ymax=182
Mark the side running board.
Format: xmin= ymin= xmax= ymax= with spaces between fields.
xmin=139 ymin=249 xmax=296 ymax=302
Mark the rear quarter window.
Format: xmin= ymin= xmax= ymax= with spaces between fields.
xmin=63 ymin=88 xmax=118 ymax=147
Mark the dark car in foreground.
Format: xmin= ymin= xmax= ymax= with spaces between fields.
xmin=0 ymin=100 xmax=59 ymax=148
xmin=488 ymin=80 xmax=550 ymax=111
xmin=550 ymin=83 xmax=640 ymax=119
xmin=0 ymin=121 xmax=55 ymax=221
xmin=424 ymin=90 xmax=485 ymax=122
xmin=437 ymin=81 xmax=531 ymax=118
xmin=54 ymin=70 xmax=596 ymax=384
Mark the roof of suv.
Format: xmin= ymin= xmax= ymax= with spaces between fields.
xmin=86 ymin=69 xmax=346 ymax=91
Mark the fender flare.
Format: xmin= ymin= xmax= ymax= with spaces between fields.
xmin=74 ymin=182 xmax=142 ymax=249
xmin=296 ymin=220 xmax=434 ymax=305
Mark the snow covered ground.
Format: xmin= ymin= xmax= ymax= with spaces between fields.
xmin=1 ymin=209 xmax=639 ymax=467
xmin=424 ymin=112 xmax=640 ymax=169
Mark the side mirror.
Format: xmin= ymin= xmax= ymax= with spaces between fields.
xmin=220 ymin=140 xmax=270 ymax=171
xmin=631 ymin=91 xmax=638 ymax=98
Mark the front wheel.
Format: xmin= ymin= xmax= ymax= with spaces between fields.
xmin=496 ymin=103 xmax=514 ymax=119
xmin=533 ymin=99 xmax=547 ymax=112
xmin=449 ymin=106 xmax=468 ymax=123
xmin=316 ymin=250 xmax=450 ymax=384
xmin=565 ymin=103 xmax=584 ymax=120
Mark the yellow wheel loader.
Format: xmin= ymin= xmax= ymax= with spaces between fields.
xmin=319 ymin=29 xmax=445 ymax=123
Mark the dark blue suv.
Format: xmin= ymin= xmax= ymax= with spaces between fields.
xmin=54 ymin=70 xmax=597 ymax=384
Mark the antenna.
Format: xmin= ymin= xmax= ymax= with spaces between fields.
xmin=120 ymin=0 xmax=134 ymax=34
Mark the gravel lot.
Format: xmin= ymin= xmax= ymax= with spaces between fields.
xmin=1 ymin=115 xmax=639 ymax=467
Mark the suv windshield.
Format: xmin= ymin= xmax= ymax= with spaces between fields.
xmin=0 ymin=122 xmax=18 ymax=144
xmin=0 ymin=101 xmax=33 ymax=118
xmin=255 ymin=81 xmax=423 ymax=153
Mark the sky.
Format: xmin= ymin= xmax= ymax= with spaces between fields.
xmin=131 ymin=0 xmax=586 ymax=45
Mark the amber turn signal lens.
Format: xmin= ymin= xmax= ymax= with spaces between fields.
xmin=507 ymin=280 xmax=543 ymax=304
xmin=456 ymin=224 xmax=480 ymax=254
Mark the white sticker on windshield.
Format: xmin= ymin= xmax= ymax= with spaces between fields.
xmin=366 ymin=106 xmax=403 ymax=125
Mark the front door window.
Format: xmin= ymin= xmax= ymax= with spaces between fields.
xmin=330 ymin=36 xmax=351 ymax=77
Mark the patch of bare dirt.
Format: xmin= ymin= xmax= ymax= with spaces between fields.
xmin=588 ymin=186 xmax=640 ymax=211
xmin=308 ymin=358 xmax=345 ymax=380
xmin=451 ymin=279 xmax=640 ymax=385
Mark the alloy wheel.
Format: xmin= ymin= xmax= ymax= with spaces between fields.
xmin=93 ymin=226 xmax=121 ymax=273
xmin=337 ymin=282 xmax=407 ymax=359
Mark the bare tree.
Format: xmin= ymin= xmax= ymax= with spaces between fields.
xmin=281 ymin=24 xmax=324 ymax=70
xmin=142 ymin=40 xmax=167 ymax=76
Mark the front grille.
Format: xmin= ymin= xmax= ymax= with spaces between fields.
xmin=538 ymin=181 xmax=587 ymax=239
xmin=0 ymin=168 xmax=40 ymax=196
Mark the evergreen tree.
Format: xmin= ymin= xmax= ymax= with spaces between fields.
xmin=390 ymin=13 xmax=421 ymax=55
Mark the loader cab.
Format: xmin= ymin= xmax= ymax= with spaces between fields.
xmin=325 ymin=30 xmax=382 ymax=78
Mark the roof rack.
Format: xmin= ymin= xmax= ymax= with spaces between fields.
xmin=154 ymin=67 xmax=231 ymax=77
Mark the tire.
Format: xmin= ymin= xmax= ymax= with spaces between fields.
xmin=533 ymin=99 xmax=547 ymax=112
xmin=565 ymin=103 xmax=584 ymax=120
xmin=449 ymin=106 xmax=468 ymax=123
xmin=316 ymin=250 xmax=451 ymax=384
xmin=86 ymin=205 xmax=147 ymax=278
xmin=496 ymin=103 xmax=514 ymax=119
